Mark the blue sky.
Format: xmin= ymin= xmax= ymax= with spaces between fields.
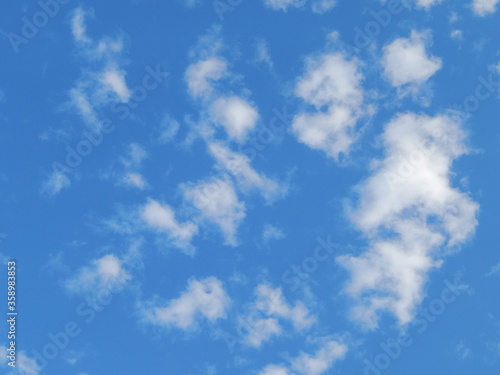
xmin=1 ymin=0 xmax=499 ymax=374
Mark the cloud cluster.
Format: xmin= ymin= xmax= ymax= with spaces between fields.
xmin=338 ymin=112 xmax=478 ymax=328
xmin=292 ymin=51 xmax=367 ymax=159
xmin=240 ymin=284 xmax=316 ymax=347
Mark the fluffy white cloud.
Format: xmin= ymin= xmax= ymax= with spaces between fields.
xmin=245 ymin=318 xmax=283 ymax=347
xmin=142 ymin=277 xmax=230 ymax=330
xmin=292 ymin=52 xmax=366 ymax=159
xmin=185 ymin=30 xmax=259 ymax=143
xmin=208 ymin=142 xmax=283 ymax=202
xmin=241 ymin=284 xmax=315 ymax=347
xmin=471 ymin=0 xmax=500 ymax=15
xmin=65 ymin=254 xmax=131 ymax=295
xmin=291 ymin=340 xmax=348 ymax=375
xmin=182 ymin=177 xmax=245 ymax=246
xmin=338 ymin=112 xmax=479 ymax=328
xmin=141 ymin=199 xmax=198 ymax=253
xmin=211 ymin=97 xmax=259 ymax=142
xmin=255 ymin=285 xmax=315 ymax=330
xmin=185 ymin=57 xmax=228 ymax=99
xmin=100 ymin=67 xmax=131 ymax=102
xmin=259 ymin=340 xmax=347 ymax=375
xmin=381 ymin=30 xmax=442 ymax=87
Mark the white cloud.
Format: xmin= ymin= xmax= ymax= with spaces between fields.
xmin=450 ymin=30 xmax=464 ymax=41
xmin=264 ymin=0 xmax=306 ymax=11
xmin=211 ymin=97 xmax=259 ymax=142
xmin=292 ymin=52 xmax=366 ymax=159
xmin=65 ymin=254 xmax=131 ymax=295
xmin=208 ymin=142 xmax=283 ymax=202
xmin=0 ymin=347 xmax=42 ymax=374
xmin=412 ymin=0 xmax=442 ymax=8
xmin=264 ymin=0 xmax=336 ymax=13
xmin=471 ymin=0 xmax=500 ymax=15
xmin=255 ymin=39 xmax=273 ymax=68
xmin=105 ymin=143 xmax=149 ymax=190
xmin=141 ymin=199 xmax=198 ymax=253
xmin=41 ymin=170 xmax=71 ymax=196
xmin=262 ymin=224 xmax=285 ymax=243
xmin=260 ymin=365 xmax=291 ymax=375
xmin=381 ymin=30 xmax=442 ymax=87
xmin=311 ymin=0 xmax=337 ymax=13
xmin=158 ymin=114 xmax=180 ymax=144
xmin=100 ymin=67 xmax=131 ymax=102
xmin=182 ymin=177 xmax=245 ymax=246
xmin=241 ymin=284 xmax=315 ymax=347
xmin=486 ymin=263 xmax=500 ymax=277
xmin=185 ymin=57 xmax=228 ymax=99
xmin=259 ymin=340 xmax=347 ymax=375
xmin=122 ymin=172 xmax=148 ymax=190
xmin=142 ymin=277 xmax=230 ymax=330
xmin=338 ymin=112 xmax=479 ymax=328
xmin=291 ymin=340 xmax=348 ymax=375
xmin=255 ymin=285 xmax=315 ymax=330
xmin=71 ymin=7 xmax=92 ymax=43
xmin=67 ymin=8 xmax=131 ymax=128
xmin=245 ymin=318 xmax=283 ymax=347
